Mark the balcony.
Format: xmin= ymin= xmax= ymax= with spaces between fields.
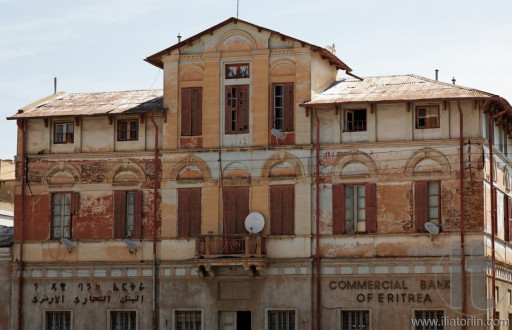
xmin=196 ymin=235 xmax=267 ymax=258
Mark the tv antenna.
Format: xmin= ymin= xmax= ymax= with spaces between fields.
xmin=237 ymin=0 xmax=239 ymax=18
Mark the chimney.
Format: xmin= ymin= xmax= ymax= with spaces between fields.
xmin=435 ymin=69 xmax=439 ymax=81
xmin=54 ymin=77 xmax=57 ymax=94
xmin=452 ymin=77 xmax=456 ymax=85
xmin=177 ymin=33 xmax=182 ymax=43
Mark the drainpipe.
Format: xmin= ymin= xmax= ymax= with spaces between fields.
xmin=488 ymin=111 xmax=499 ymax=328
xmin=16 ymin=119 xmax=26 ymax=330
xmin=456 ymin=101 xmax=467 ymax=329
xmin=149 ymin=113 xmax=159 ymax=330
xmin=313 ymin=106 xmax=322 ymax=330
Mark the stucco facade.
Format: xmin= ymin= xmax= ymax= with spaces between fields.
xmin=7 ymin=17 xmax=512 ymax=330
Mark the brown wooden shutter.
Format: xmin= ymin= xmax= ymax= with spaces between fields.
xmin=225 ymin=86 xmax=235 ymax=134
xmin=223 ymin=187 xmax=237 ymax=234
xmin=177 ymin=189 xmax=190 ymax=237
xmin=492 ymin=187 xmax=498 ymax=234
xmin=70 ymin=192 xmax=80 ymax=216
xmin=189 ymin=188 xmax=202 ymax=236
xmin=114 ymin=191 xmax=126 ymax=238
xmin=415 ymin=182 xmax=428 ymax=232
xmin=508 ymin=197 xmax=512 ymax=242
xmin=282 ymin=185 xmax=294 ymax=235
xmin=133 ymin=191 xmax=143 ymax=238
xmin=191 ymin=88 xmax=202 ymax=136
xmin=237 ymin=85 xmax=249 ymax=133
xmin=283 ymin=83 xmax=294 ymax=132
xmin=181 ymin=88 xmax=192 ymax=136
xmin=270 ymin=186 xmax=282 ymax=234
xmin=365 ymin=183 xmax=377 ymax=233
xmin=332 ymin=184 xmax=345 ymax=234
xmin=236 ymin=187 xmax=249 ymax=234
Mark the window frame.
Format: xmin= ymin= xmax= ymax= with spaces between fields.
xmin=117 ymin=119 xmax=139 ymax=141
xmin=175 ymin=310 xmax=203 ymax=330
xmin=344 ymin=184 xmax=366 ymax=233
xmin=177 ymin=187 xmax=202 ymax=237
xmin=332 ymin=183 xmax=377 ymax=234
xmin=415 ymin=181 xmax=441 ymax=232
xmin=415 ymin=105 xmax=440 ymax=129
xmin=222 ymin=186 xmax=249 ymax=235
xmin=45 ymin=310 xmax=72 ymax=330
xmin=412 ymin=309 xmax=444 ymax=330
xmin=225 ymin=85 xmax=249 ymax=134
xmin=53 ymin=122 xmax=74 ymax=144
xmin=225 ymin=63 xmax=250 ymax=79
xmin=427 ymin=182 xmax=440 ymax=226
xmin=344 ymin=109 xmax=367 ymax=132
xmin=113 ymin=190 xmax=142 ymax=239
xmin=341 ymin=310 xmax=370 ymax=330
xmin=109 ymin=310 xmax=137 ymax=330
xmin=266 ymin=309 xmax=296 ymax=330
xmin=51 ymin=192 xmax=79 ymax=239
xmin=181 ymin=87 xmax=202 ymax=136
xmin=272 ymin=83 xmax=294 ymax=132
xmin=269 ymin=184 xmax=295 ymax=235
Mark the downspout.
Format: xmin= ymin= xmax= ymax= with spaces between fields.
xmin=488 ymin=114 xmax=497 ymax=327
xmin=456 ymin=101 xmax=467 ymax=329
xmin=313 ymin=106 xmax=321 ymax=330
xmin=16 ymin=119 xmax=26 ymax=330
xmin=149 ymin=113 xmax=159 ymax=330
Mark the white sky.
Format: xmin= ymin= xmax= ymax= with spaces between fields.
xmin=1 ymin=0 xmax=511 ymax=159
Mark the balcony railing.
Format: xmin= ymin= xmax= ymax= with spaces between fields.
xmin=196 ymin=235 xmax=266 ymax=257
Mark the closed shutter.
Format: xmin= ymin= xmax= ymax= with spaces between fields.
xmin=283 ymin=83 xmax=294 ymax=132
xmin=70 ymin=192 xmax=80 ymax=216
xmin=133 ymin=191 xmax=143 ymax=238
xmin=332 ymin=184 xmax=345 ymax=234
xmin=178 ymin=189 xmax=190 ymax=237
xmin=270 ymin=185 xmax=294 ymax=235
xmin=415 ymin=182 xmax=428 ymax=232
xmin=237 ymin=85 xmax=249 ymax=133
xmin=181 ymin=88 xmax=192 ymax=136
xmin=223 ymin=187 xmax=237 ymax=234
xmin=189 ymin=188 xmax=201 ymax=236
xmin=235 ymin=187 xmax=249 ymax=234
xmin=508 ymin=197 xmax=512 ymax=242
xmin=365 ymin=183 xmax=377 ymax=233
xmin=114 ymin=191 xmax=126 ymax=238
xmin=270 ymin=186 xmax=282 ymax=234
xmin=191 ymin=88 xmax=202 ymax=136
xmin=282 ymin=185 xmax=294 ymax=235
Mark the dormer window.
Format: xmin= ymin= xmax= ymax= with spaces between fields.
xmin=225 ymin=63 xmax=249 ymax=79
xmin=416 ymin=105 xmax=440 ymax=129
xmin=54 ymin=122 xmax=74 ymax=144
xmin=344 ymin=109 xmax=366 ymax=132
xmin=117 ymin=119 xmax=138 ymax=141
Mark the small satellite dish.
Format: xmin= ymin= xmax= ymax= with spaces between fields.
xmin=425 ymin=222 xmax=440 ymax=235
xmin=271 ymin=128 xmax=285 ymax=140
xmin=245 ymin=212 xmax=265 ymax=234
xmin=60 ymin=237 xmax=76 ymax=251
xmin=124 ymin=238 xmax=138 ymax=252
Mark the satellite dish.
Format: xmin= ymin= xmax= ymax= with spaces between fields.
xmin=271 ymin=128 xmax=285 ymax=140
xmin=245 ymin=212 xmax=265 ymax=234
xmin=124 ymin=238 xmax=138 ymax=252
xmin=425 ymin=222 xmax=440 ymax=235
xmin=60 ymin=238 xmax=76 ymax=251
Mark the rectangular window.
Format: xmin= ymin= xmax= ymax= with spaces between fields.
xmin=415 ymin=182 xmax=441 ymax=232
xmin=118 ymin=120 xmax=138 ymax=141
xmin=110 ymin=311 xmax=136 ymax=330
xmin=225 ymin=63 xmax=249 ymax=79
xmin=52 ymin=193 xmax=79 ymax=239
xmin=181 ymin=87 xmax=202 ymax=136
xmin=268 ymin=310 xmax=295 ymax=330
xmin=178 ymin=188 xmax=201 ymax=237
xmin=114 ymin=191 xmax=142 ymax=239
xmin=54 ymin=122 xmax=74 ymax=144
xmin=45 ymin=311 xmax=71 ymax=330
xmin=225 ymin=85 xmax=249 ymax=134
xmin=272 ymin=83 xmax=294 ymax=132
xmin=414 ymin=310 xmax=444 ymax=330
xmin=222 ymin=186 xmax=249 ymax=234
xmin=344 ymin=109 xmax=367 ymax=132
xmin=341 ymin=310 xmax=369 ymax=330
xmin=270 ymin=185 xmax=294 ymax=235
xmin=416 ymin=105 xmax=440 ymax=129
xmin=176 ymin=311 xmax=202 ymax=330
xmin=332 ymin=183 xmax=376 ymax=234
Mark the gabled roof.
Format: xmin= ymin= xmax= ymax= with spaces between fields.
xmin=8 ymin=90 xmax=164 ymax=119
xmin=144 ymin=17 xmax=351 ymax=72
xmin=303 ymin=74 xmax=509 ymax=105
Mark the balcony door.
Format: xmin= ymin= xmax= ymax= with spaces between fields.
xmin=219 ymin=311 xmax=251 ymax=330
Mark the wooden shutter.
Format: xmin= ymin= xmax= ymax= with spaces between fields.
xmin=237 ymin=85 xmax=249 ymax=133
xmin=492 ymin=187 xmax=497 ymax=234
xmin=282 ymin=185 xmax=294 ymax=235
xmin=508 ymin=197 xmax=512 ymax=242
xmin=270 ymin=186 xmax=282 ymax=234
xmin=415 ymin=182 xmax=428 ymax=232
xmin=332 ymin=184 xmax=345 ymax=234
xmin=191 ymin=88 xmax=202 ymax=136
xmin=225 ymin=86 xmax=235 ymax=134
xmin=181 ymin=88 xmax=192 ymax=136
xmin=223 ymin=187 xmax=237 ymax=234
xmin=133 ymin=191 xmax=143 ymax=238
xmin=114 ymin=191 xmax=126 ymax=238
xmin=178 ymin=189 xmax=190 ymax=237
xmin=70 ymin=192 xmax=80 ymax=216
xmin=235 ymin=187 xmax=249 ymax=234
xmin=365 ymin=183 xmax=377 ymax=233
xmin=189 ymin=188 xmax=202 ymax=236
xmin=283 ymin=83 xmax=294 ymax=132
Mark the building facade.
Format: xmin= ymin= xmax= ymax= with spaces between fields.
xmin=7 ymin=17 xmax=512 ymax=329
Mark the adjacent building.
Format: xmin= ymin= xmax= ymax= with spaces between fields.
xmin=7 ymin=17 xmax=512 ymax=330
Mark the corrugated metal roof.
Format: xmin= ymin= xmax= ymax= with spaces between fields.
xmin=8 ymin=90 xmax=164 ymax=119
xmin=304 ymin=74 xmax=499 ymax=105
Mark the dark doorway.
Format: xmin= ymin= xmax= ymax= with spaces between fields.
xmin=237 ymin=311 xmax=251 ymax=330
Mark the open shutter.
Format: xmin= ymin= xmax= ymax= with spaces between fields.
xmin=332 ymin=184 xmax=345 ymax=234
xmin=181 ymin=88 xmax=192 ymax=136
xmin=133 ymin=191 xmax=143 ymax=238
xmin=415 ymin=182 xmax=428 ymax=232
xmin=223 ymin=187 xmax=236 ymax=234
xmin=191 ymin=88 xmax=202 ymax=136
xmin=492 ymin=187 xmax=498 ymax=234
xmin=189 ymin=188 xmax=202 ymax=236
xmin=270 ymin=186 xmax=282 ymax=234
xmin=283 ymin=83 xmax=294 ymax=132
xmin=236 ymin=187 xmax=249 ymax=234
xmin=508 ymin=197 xmax=512 ymax=242
xmin=70 ymin=192 xmax=80 ymax=216
xmin=237 ymin=85 xmax=249 ymax=133
xmin=178 ymin=189 xmax=190 ymax=237
xmin=282 ymin=185 xmax=294 ymax=235
xmin=114 ymin=191 xmax=126 ymax=238
xmin=365 ymin=183 xmax=377 ymax=233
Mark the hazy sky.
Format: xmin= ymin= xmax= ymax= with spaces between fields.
xmin=1 ymin=0 xmax=511 ymax=159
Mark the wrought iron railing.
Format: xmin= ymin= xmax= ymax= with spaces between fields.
xmin=196 ymin=235 xmax=266 ymax=257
